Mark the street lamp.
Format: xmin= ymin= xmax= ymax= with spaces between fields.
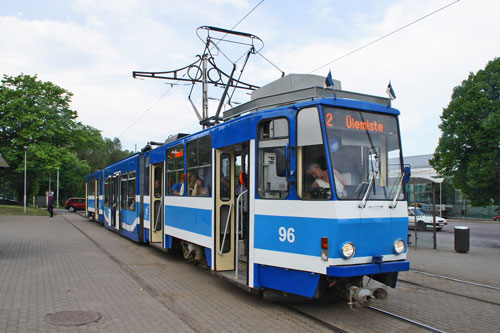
xmin=24 ymin=145 xmax=28 ymax=214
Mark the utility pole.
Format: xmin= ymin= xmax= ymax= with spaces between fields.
xmin=56 ymin=168 xmax=60 ymax=208
xmin=24 ymin=146 xmax=28 ymax=214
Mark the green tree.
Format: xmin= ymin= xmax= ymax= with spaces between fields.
xmin=430 ymin=58 xmax=500 ymax=208
xmin=76 ymin=137 xmax=133 ymax=172
xmin=0 ymin=74 xmax=99 ymax=203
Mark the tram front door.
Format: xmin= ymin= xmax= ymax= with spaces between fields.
xmin=151 ymin=164 xmax=163 ymax=244
xmin=215 ymin=149 xmax=236 ymax=271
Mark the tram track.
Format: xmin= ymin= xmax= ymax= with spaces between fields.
xmin=398 ymin=279 xmax=500 ymax=307
xmin=368 ymin=306 xmax=446 ymax=333
xmin=284 ymin=301 xmax=447 ymax=332
xmin=397 ymin=269 xmax=500 ymax=307
xmin=411 ymin=270 xmax=500 ymax=291
xmin=281 ymin=304 xmax=349 ymax=333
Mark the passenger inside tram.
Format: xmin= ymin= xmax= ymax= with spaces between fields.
xmin=191 ymin=175 xmax=209 ymax=197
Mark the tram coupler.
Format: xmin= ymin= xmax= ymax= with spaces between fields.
xmin=347 ymin=286 xmax=388 ymax=309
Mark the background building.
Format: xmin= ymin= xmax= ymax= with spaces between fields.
xmin=405 ymin=154 xmax=498 ymax=219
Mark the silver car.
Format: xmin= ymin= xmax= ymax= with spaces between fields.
xmin=408 ymin=207 xmax=447 ymax=231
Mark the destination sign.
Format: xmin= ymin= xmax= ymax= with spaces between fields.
xmin=324 ymin=108 xmax=396 ymax=134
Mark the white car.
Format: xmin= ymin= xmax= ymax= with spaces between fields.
xmin=408 ymin=207 xmax=447 ymax=231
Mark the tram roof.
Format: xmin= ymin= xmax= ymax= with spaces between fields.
xmin=223 ymin=74 xmax=391 ymax=121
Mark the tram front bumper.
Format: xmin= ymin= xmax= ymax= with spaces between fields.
xmin=326 ymin=260 xmax=410 ymax=277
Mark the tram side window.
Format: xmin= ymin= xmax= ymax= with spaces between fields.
xmin=257 ymin=118 xmax=289 ymax=199
xmin=88 ymin=177 xmax=95 ymax=196
xmin=128 ymin=172 xmax=136 ymax=211
xmin=186 ymin=136 xmax=212 ymax=197
xmin=104 ymin=177 xmax=110 ymax=206
xmin=154 ymin=167 xmax=162 ymax=198
xmin=297 ymin=107 xmax=332 ymax=200
xmin=166 ymin=144 xmax=185 ymax=196
xmin=121 ymin=174 xmax=128 ymax=210
xmin=144 ymin=156 xmax=150 ymax=196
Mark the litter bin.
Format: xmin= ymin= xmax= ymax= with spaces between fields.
xmin=454 ymin=226 xmax=470 ymax=253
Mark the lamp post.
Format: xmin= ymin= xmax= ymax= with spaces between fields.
xmin=24 ymin=145 xmax=28 ymax=214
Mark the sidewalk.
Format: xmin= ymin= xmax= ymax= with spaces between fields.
xmin=0 ymin=212 xmax=192 ymax=332
xmin=0 ymin=210 xmax=329 ymax=332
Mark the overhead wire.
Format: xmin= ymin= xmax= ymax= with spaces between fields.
xmin=120 ymin=0 xmax=264 ymax=139
xmin=213 ymin=0 xmax=265 ymax=47
xmin=117 ymin=85 xmax=174 ymax=139
xmin=308 ymin=0 xmax=461 ymax=74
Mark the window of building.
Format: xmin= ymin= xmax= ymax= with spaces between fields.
xmin=166 ymin=144 xmax=185 ymax=196
xmin=257 ymin=118 xmax=289 ymax=199
xmin=186 ymin=136 xmax=212 ymax=197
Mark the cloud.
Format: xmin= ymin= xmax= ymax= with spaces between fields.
xmin=256 ymin=0 xmax=500 ymax=155
xmin=2 ymin=0 xmax=499 ymax=156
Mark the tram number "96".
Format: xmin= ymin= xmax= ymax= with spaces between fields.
xmin=278 ymin=227 xmax=295 ymax=243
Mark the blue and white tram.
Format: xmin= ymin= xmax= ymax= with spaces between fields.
xmin=101 ymin=154 xmax=142 ymax=241
xmin=86 ymin=74 xmax=410 ymax=306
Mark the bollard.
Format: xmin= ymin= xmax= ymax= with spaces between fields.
xmin=454 ymin=226 xmax=470 ymax=253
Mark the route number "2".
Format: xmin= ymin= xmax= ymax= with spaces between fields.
xmin=278 ymin=227 xmax=295 ymax=243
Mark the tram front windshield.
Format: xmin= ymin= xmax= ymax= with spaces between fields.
xmin=323 ymin=107 xmax=404 ymax=201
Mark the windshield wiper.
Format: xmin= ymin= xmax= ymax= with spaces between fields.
xmin=389 ymin=173 xmax=404 ymax=208
xmin=359 ymin=170 xmax=378 ymax=208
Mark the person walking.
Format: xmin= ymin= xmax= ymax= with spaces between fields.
xmin=48 ymin=192 xmax=55 ymax=217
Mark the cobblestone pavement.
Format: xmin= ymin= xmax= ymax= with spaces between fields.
xmin=0 ymin=211 xmax=328 ymax=332
xmin=2 ymin=211 xmax=499 ymax=332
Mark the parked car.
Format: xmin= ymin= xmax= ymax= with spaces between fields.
xmin=408 ymin=207 xmax=447 ymax=231
xmin=0 ymin=197 xmax=18 ymax=205
xmin=493 ymin=216 xmax=500 ymax=221
xmin=65 ymin=198 xmax=85 ymax=212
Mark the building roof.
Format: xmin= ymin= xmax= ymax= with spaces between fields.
xmin=404 ymin=154 xmax=443 ymax=184
xmin=403 ymin=154 xmax=434 ymax=168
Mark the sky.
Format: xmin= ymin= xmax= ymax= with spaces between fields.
xmin=1 ymin=0 xmax=499 ymax=157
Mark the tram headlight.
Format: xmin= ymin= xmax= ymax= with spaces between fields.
xmin=393 ymin=239 xmax=405 ymax=255
xmin=341 ymin=242 xmax=355 ymax=259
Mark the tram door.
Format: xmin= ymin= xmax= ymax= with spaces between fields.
xmin=151 ymin=164 xmax=163 ymax=244
xmin=215 ymin=149 xmax=235 ymax=271
xmin=94 ymin=179 xmax=100 ymax=222
xmin=111 ymin=172 xmax=120 ymax=230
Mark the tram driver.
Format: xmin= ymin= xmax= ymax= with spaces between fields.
xmin=307 ymin=162 xmax=347 ymax=199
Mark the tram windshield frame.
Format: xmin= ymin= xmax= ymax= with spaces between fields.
xmin=322 ymin=106 xmax=405 ymax=201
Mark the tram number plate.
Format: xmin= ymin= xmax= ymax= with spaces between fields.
xmin=278 ymin=227 xmax=295 ymax=243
